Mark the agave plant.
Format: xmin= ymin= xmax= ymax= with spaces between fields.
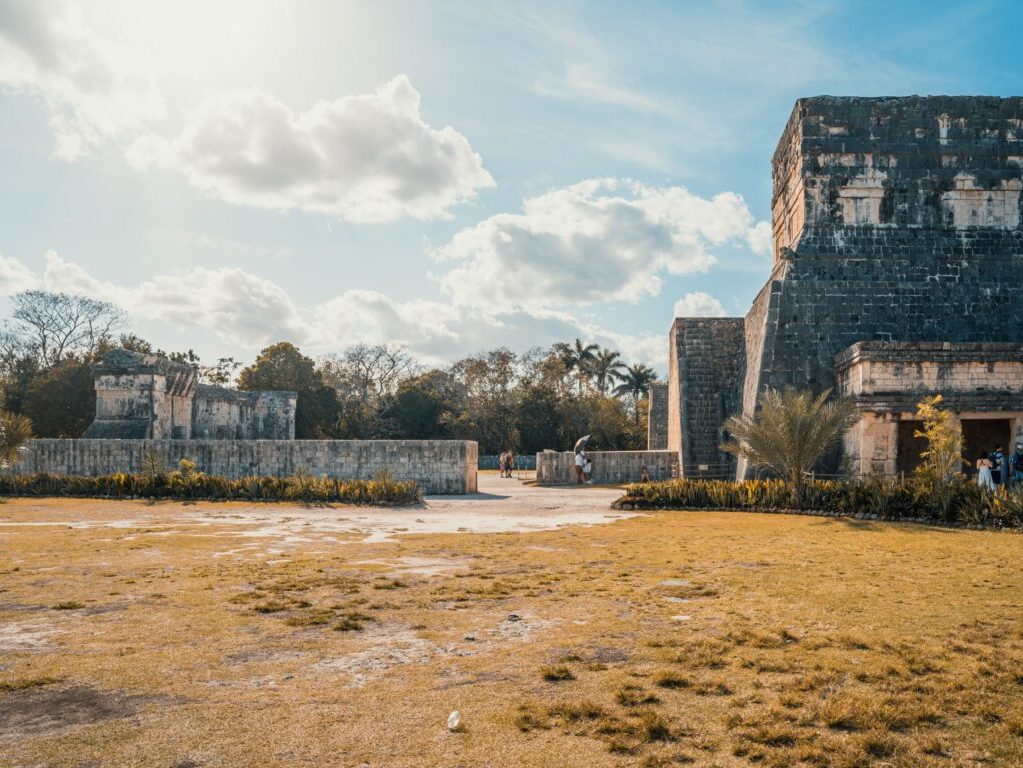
xmin=721 ymin=389 xmax=859 ymax=504
xmin=0 ymin=411 xmax=33 ymax=469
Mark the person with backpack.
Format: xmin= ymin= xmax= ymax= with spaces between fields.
xmin=1011 ymin=443 xmax=1023 ymax=486
xmin=990 ymin=446 xmax=1005 ymax=486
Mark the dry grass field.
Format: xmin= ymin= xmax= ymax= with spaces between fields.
xmin=2 ymin=478 xmax=1022 ymax=767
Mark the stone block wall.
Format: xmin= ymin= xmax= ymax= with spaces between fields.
xmin=836 ymin=342 xmax=1023 ymax=406
xmin=668 ymin=318 xmax=746 ymax=479
xmin=9 ymin=439 xmax=478 ymax=495
xmin=535 ymin=450 xmax=675 ymax=486
xmin=191 ymin=387 xmax=297 ymax=440
xmin=647 ymin=383 xmax=669 ymax=450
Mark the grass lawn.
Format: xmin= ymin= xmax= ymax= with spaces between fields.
xmin=1 ymin=496 xmax=1022 ymax=767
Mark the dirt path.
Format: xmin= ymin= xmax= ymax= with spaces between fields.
xmin=0 ymin=474 xmax=630 ymax=548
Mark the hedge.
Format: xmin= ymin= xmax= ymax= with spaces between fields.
xmin=614 ymin=476 xmax=1023 ymax=529
xmin=0 ymin=470 xmax=423 ymax=505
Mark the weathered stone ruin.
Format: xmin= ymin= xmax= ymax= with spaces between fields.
xmin=646 ymin=383 xmax=669 ymax=450
xmin=83 ymin=348 xmax=297 ymax=440
xmin=656 ymin=95 xmax=1023 ymax=479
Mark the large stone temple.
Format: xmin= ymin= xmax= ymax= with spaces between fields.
xmin=656 ymin=95 xmax=1023 ymax=479
xmin=83 ymin=348 xmax=297 ymax=440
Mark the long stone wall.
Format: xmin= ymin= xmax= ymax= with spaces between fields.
xmin=535 ymin=450 xmax=675 ymax=486
xmin=9 ymin=439 xmax=478 ymax=495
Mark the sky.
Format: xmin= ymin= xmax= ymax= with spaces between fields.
xmin=0 ymin=0 xmax=1021 ymax=373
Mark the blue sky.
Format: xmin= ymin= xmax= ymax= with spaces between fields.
xmin=0 ymin=0 xmax=1021 ymax=371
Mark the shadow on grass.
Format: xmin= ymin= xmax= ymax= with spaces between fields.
xmin=808 ymin=516 xmax=960 ymax=534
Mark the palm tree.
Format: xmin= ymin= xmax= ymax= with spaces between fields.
xmin=721 ymin=388 xmax=859 ymax=503
xmin=612 ymin=363 xmax=657 ymax=421
xmin=0 ymin=411 xmax=33 ymax=468
xmin=557 ymin=339 xmax=599 ymax=394
xmin=590 ymin=348 xmax=626 ymax=394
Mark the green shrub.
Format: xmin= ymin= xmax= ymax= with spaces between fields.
xmin=619 ymin=477 xmax=1021 ymax=529
xmin=0 ymin=469 xmax=422 ymax=505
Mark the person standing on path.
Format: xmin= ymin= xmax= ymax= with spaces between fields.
xmin=977 ymin=452 xmax=995 ymax=491
xmin=574 ymin=450 xmax=585 ymax=484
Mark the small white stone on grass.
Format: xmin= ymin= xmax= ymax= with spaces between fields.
xmin=671 ymin=614 xmax=692 ymax=622
xmin=447 ymin=710 xmax=462 ymax=731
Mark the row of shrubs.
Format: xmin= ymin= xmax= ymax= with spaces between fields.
xmin=0 ymin=466 xmax=422 ymax=505
xmin=618 ymin=476 xmax=1023 ymax=528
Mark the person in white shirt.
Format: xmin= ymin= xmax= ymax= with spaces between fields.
xmin=574 ymin=451 xmax=585 ymax=484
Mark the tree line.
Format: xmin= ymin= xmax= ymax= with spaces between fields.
xmin=0 ymin=290 xmax=659 ymax=453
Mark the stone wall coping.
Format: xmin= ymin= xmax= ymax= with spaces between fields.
xmin=835 ymin=341 xmax=1023 ymax=370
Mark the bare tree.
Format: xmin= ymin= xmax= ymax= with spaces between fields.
xmin=320 ymin=344 xmax=419 ymax=400
xmin=8 ymin=291 xmax=126 ymax=367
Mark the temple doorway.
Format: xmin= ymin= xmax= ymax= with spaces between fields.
xmin=961 ymin=419 xmax=1012 ymax=474
xmin=896 ymin=420 xmax=927 ymax=475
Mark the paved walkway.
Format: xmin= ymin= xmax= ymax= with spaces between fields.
xmin=0 ymin=474 xmax=632 ymax=547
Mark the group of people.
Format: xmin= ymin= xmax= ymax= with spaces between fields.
xmin=498 ymin=451 xmax=516 ymax=478
xmin=574 ymin=451 xmax=594 ymax=484
xmin=975 ymin=443 xmax=1023 ymax=491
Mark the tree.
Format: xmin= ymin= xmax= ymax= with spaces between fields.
xmin=320 ymin=344 xmax=419 ymax=438
xmin=913 ymin=394 xmax=964 ymax=483
xmin=721 ymin=388 xmax=859 ymax=502
xmin=449 ymin=349 xmax=519 ymax=453
xmin=22 ymin=360 xmax=95 ymax=437
xmin=237 ymin=342 xmax=340 ymax=438
xmin=554 ymin=339 xmax=599 ymax=394
xmin=380 ymin=370 xmax=462 ymax=439
xmin=612 ymin=363 xmax=658 ymax=421
xmin=589 ymin=348 xmax=625 ymax=394
xmin=0 ymin=410 xmax=33 ymax=467
xmin=7 ymin=291 xmax=125 ymax=367
xmin=514 ymin=383 xmax=564 ymax=454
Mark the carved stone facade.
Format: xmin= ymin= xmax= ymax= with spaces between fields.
xmin=667 ymin=96 xmax=1023 ymax=479
xmin=83 ymin=349 xmax=297 ymax=440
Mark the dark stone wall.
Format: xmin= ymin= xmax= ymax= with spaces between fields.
xmin=738 ymin=96 xmax=1023 ymax=477
xmin=669 ymin=318 xmax=745 ymax=478
xmin=647 ymin=382 xmax=669 ymax=450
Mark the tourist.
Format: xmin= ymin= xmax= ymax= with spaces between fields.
xmin=498 ymin=451 xmax=508 ymax=478
xmin=574 ymin=451 xmax=585 ymax=484
xmin=976 ymin=452 xmax=995 ymax=491
xmin=990 ymin=446 xmax=1005 ymax=486
xmin=507 ymin=451 xmax=516 ymax=477
xmin=640 ymin=466 xmax=651 ymax=483
xmin=584 ymin=453 xmax=594 ymax=484
xmin=1012 ymin=444 xmax=1023 ymax=486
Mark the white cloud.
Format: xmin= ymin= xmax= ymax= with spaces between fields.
xmin=0 ymin=253 xmax=39 ymax=295
xmin=0 ymin=0 xmax=163 ymax=160
xmin=673 ymin=291 xmax=727 ymax=318
xmin=437 ymin=178 xmax=768 ymax=311
xmin=9 ymin=251 xmax=664 ymax=370
xmin=127 ymin=76 xmax=495 ymax=223
xmin=42 ymin=251 xmax=308 ymax=347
